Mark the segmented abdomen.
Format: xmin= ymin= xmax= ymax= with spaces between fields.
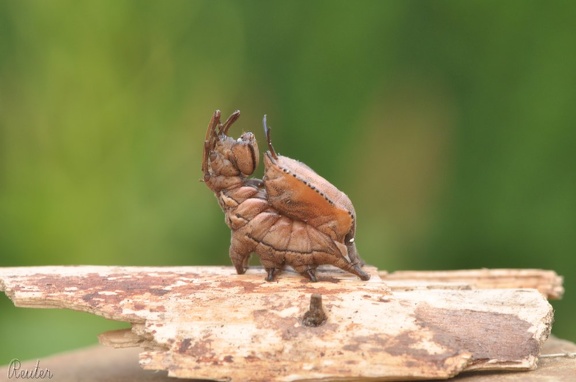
xmin=218 ymin=183 xmax=355 ymax=276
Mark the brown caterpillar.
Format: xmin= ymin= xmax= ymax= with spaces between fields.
xmin=201 ymin=110 xmax=369 ymax=282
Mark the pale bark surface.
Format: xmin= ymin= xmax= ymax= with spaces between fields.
xmin=0 ymin=266 xmax=562 ymax=381
xmin=382 ymin=269 xmax=564 ymax=299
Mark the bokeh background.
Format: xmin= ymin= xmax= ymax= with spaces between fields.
xmin=1 ymin=1 xmax=575 ymax=362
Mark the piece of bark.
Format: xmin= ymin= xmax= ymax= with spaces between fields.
xmin=0 ymin=266 xmax=557 ymax=381
xmin=382 ymin=269 xmax=564 ymax=299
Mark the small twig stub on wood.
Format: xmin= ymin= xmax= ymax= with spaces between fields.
xmin=302 ymin=293 xmax=327 ymax=327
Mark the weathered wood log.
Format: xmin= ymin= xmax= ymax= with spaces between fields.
xmin=0 ymin=266 xmax=559 ymax=381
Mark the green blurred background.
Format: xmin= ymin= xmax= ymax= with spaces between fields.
xmin=1 ymin=1 xmax=575 ymax=362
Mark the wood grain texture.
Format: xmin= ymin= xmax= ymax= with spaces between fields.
xmin=0 ymin=266 xmax=558 ymax=381
xmin=382 ymin=269 xmax=564 ymax=299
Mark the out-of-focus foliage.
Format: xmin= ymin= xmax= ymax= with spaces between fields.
xmin=1 ymin=0 xmax=575 ymax=361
